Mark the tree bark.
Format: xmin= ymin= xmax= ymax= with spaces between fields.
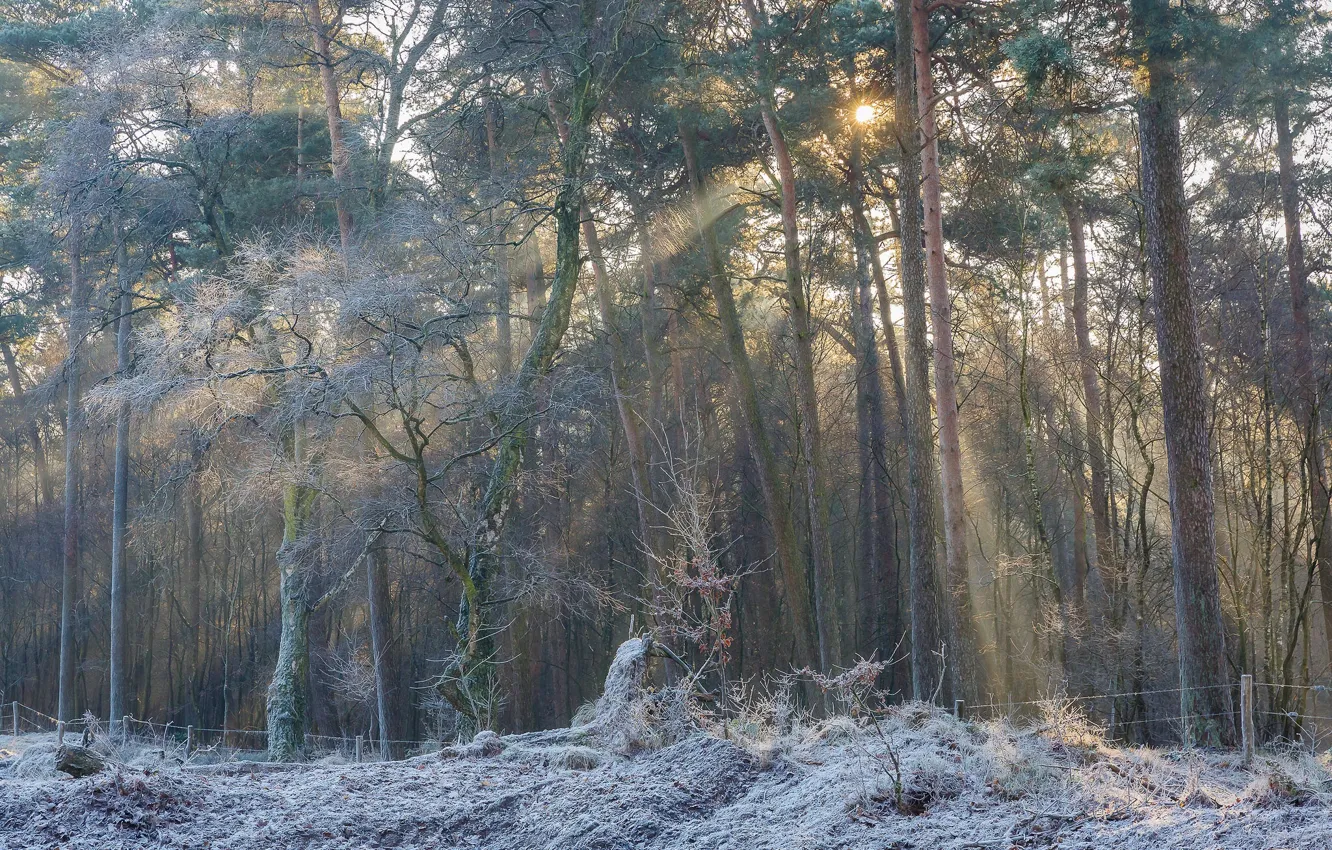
xmin=486 ymin=92 xmax=513 ymax=376
xmin=1058 ymin=243 xmax=1092 ymax=612
xmin=1133 ymin=0 xmax=1234 ymax=746
xmin=897 ymin=0 xmax=945 ymax=702
xmin=109 ymin=236 xmax=133 ymax=733
xmin=367 ymin=539 xmax=399 ymax=758
xmin=184 ymin=433 xmax=205 ymax=725
xmin=913 ymin=0 xmax=978 ymax=701
xmin=1274 ymin=93 xmax=1332 ymax=666
xmin=58 ymin=222 xmax=88 ymax=723
xmin=307 ymin=0 xmax=353 ymax=251
xmin=1062 ymin=199 xmax=1114 ymax=596
xmin=266 ymin=419 xmax=317 ymax=761
xmin=678 ymin=119 xmax=819 ymax=672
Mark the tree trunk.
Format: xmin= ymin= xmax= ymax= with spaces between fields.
xmin=1133 ymin=0 xmax=1234 ymax=746
xmin=1274 ymin=94 xmax=1332 ymax=666
xmin=486 ymin=93 xmax=513 ymax=376
xmin=443 ymin=51 xmax=597 ymax=732
xmin=307 ymin=0 xmax=353 ymax=251
xmin=849 ymin=126 xmax=900 ymax=666
xmin=897 ymin=0 xmax=945 ymax=702
xmin=184 ymin=434 xmax=205 ymax=725
xmin=678 ymin=119 xmax=818 ymax=672
xmin=867 ymin=236 xmax=908 ymax=428
xmin=741 ymin=0 xmax=841 ymax=670
xmin=583 ymin=211 xmax=657 ymax=582
xmin=367 ymin=540 xmax=399 ymax=758
xmin=109 ymin=238 xmax=133 ymax=733
xmin=913 ymin=0 xmax=977 ymax=701
xmin=1058 ymin=243 xmax=1094 ymax=631
xmin=1062 ymin=199 xmax=1114 ymax=597
xmin=58 ymin=223 xmax=88 ymax=723
xmin=266 ymin=420 xmax=318 ymax=761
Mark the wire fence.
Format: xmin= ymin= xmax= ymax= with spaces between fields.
xmin=2 ymin=700 xmax=439 ymax=764
xmin=944 ymin=677 xmax=1331 ymax=749
xmin=7 ymin=674 xmax=1331 ymax=761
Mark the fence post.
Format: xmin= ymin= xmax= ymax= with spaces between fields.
xmin=10 ymin=701 xmax=16 ymax=741
xmin=57 ymin=721 xmax=65 ymax=745
xmin=355 ymin=734 xmax=363 ymax=763
xmin=954 ymin=700 xmax=964 ymax=720
xmin=186 ymin=726 xmax=194 ymax=758
xmin=123 ymin=715 xmax=131 ymax=745
xmin=1241 ymin=674 xmax=1255 ymax=767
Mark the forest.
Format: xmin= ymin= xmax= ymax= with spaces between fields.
xmin=1 ymin=0 xmax=1332 ymax=777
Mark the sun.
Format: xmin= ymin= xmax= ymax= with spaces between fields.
xmin=854 ymin=104 xmax=876 ymax=124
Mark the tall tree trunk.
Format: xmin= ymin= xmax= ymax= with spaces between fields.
xmin=58 ymin=222 xmax=87 ymax=723
xmin=1062 ymin=199 xmax=1114 ymax=597
xmin=109 ymin=238 xmax=133 ymax=733
xmin=266 ymin=419 xmax=318 ymax=760
xmin=184 ymin=434 xmax=205 ymax=725
xmin=897 ymin=0 xmax=945 ymax=701
xmin=867 ymin=242 xmax=909 ymax=429
xmin=1132 ymin=0 xmax=1234 ymax=746
xmin=1274 ymin=94 xmax=1332 ymax=666
xmin=442 ymin=46 xmax=598 ymax=732
xmin=913 ymin=0 xmax=977 ymax=701
xmin=307 ymin=0 xmax=353 ymax=251
xmin=583 ymin=211 xmax=657 ymax=583
xmin=849 ymin=126 xmax=899 ymax=666
xmin=1058 ymin=244 xmax=1094 ymax=639
xmin=741 ymin=0 xmax=841 ymax=669
xmin=678 ymin=119 xmax=818 ymax=672
xmin=367 ymin=539 xmax=399 ymax=758
xmin=486 ymin=93 xmax=513 ymax=377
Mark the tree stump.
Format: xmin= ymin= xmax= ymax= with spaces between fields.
xmin=55 ymin=744 xmax=105 ymax=778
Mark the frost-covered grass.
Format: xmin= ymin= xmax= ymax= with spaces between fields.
xmin=3 ymin=648 xmax=1329 ymax=849
xmin=3 ymin=703 xmax=1330 ymax=849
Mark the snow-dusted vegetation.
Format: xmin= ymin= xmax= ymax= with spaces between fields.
xmin=3 ymin=640 xmax=1330 ymax=849
xmin=4 ymin=705 xmax=1331 ymax=849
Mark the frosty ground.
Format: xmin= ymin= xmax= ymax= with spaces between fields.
xmin=2 ymin=641 xmax=1330 ymax=849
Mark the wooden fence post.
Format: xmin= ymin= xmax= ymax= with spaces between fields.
xmin=355 ymin=734 xmax=363 ymax=763
xmin=954 ymin=700 xmax=964 ymax=720
xmin=10 ymin=701 xmax=16 ymax=741
xmin=186 ymin=726 xmax=194 ymax=758
xmin=1241 ymin=674 xmax=1255 ymax=767
xmin=123 ymin=715 xmax=131 ymax=745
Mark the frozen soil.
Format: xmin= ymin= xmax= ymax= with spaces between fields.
xmin=2 ymin=642 xmax=1329 ymax=849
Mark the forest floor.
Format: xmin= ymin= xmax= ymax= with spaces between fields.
xmin=2 ymin=645 xmax=1330 ymax=849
